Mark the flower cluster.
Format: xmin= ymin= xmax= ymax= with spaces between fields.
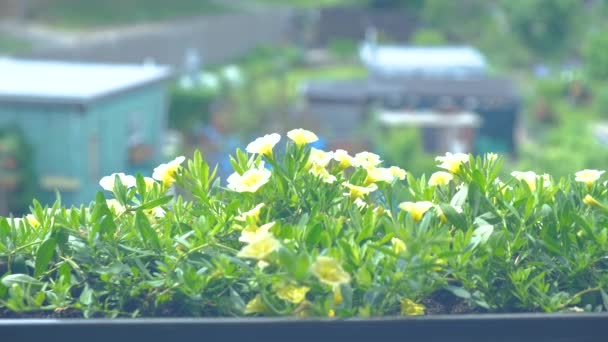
xmin=3 ymin=129 xmax=608 ymax=320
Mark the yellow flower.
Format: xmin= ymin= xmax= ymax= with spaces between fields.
xmin=328 ymin=309 xmax=335 ymax=317
xmin=364 ymin=166 xmax=395 ymax=185
xmin=333 ymin=286 xmax=343 ymax=305
xmin=435 ymin=152 xmax=469 ymax=173
xmin=388 ymin=166 xmax=407 ymax=180
xmin=354 ymin=151 xmax=382 ymax=169
xmin=391 ymin=237 xmax=406 ymax=254
xmin=308 ymin=148 xmax=334 ymax=167
xmin=287 ymin=128 xmax=318 ymax=146
xmin=309 ymin=163 xmax=337 ymax=184
xmin=237 ymin=233 xmax=280 ymax=260
xmin=239 ymin=222 xmax=276 ymax=244
xmin=333 ymin=149 xmax=354 ymax=169
xmin=227 ymin=163 xmax=272 ymax=193
xmin=311 ymin=256 xmax=351 ymax=287
xmin=511 ymin=171 xmax=538 ymax=191
xmin=106 ymin=199 xmax=126 ymax=215
xmin=401 ymin=298 xmax=425 ymax=316
xmin=373 ymin=205 xmax=391 ymax=218
xmin=583 ymin=194 xmax=603 ymax=208
xmin=398 ymin=201 xmax=435 ymax=221
xmin=343 ymin=182 xmax=378 ymax=200
xmin=235 ymin=203 xmax=265 ymax=223
xmin=276 ymin=284 xmax=310 ymax=304
xmin=246 ymin=133 xmax=281 ymax=156
xmin=575 ymin=169 xmax=605 ymax=186
xmin=25 ymin=214 xmax=40 ymax=228
xmin=99 ymin=172 xmax=136 ymax=191
xmin=244 ymin=295 xmax=266 ymax=314
xmin=152 ymin=156 xmax=186 ymax=187
xmin=428 ymin=171 xmax=454 ymax=186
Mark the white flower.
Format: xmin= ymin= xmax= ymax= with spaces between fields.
xmin=354 ymin=151 xmax=382 ymax=168
xmin=99 ymin=173 xmax=136 ymax=191
xmin=511 ymin=171 xmax=538 ymax=191
xmin=106 ymin=199 xmax=126 ymax=215
xmin=353 ymin=198 xmax=368 ymax=210
xmin=309 ymin=163 xmax=337 ymax=184
xmin=246 ymin=133 xmax=281 ymax=156
xmin=153 ymin=156 xmax=186 ymax=187
xmin=227 ymin=162 xmax=272 ymax=193
xmin=287 ymin=129 xmax=318 ymax=146
xmin=333 ymin=149 xmax=354 ymax=169
xmin=436 ymin=152 xmax=469 ymax=173
xmin=428 ymin=171 xmax=454 ymax=186
xmin=309 ymin=148 xmax=334 ymax=167
xmin=575 ymin=169 xmax=605 ymax=186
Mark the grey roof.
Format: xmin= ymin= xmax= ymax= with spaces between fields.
xmin=0 ymin=58 xmax=172 ymax=105
xmin=303 ymin=77 xmax=519 ymax=103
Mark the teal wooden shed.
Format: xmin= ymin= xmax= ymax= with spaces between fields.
xmin=0 ymin=58 xmax=173 ymax=207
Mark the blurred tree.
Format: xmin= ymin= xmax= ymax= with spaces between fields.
xmin=583 ymin=30 xmax=608 ymax=80
xmin=420 ymin=0 xmax=491 ymax=41
xmin=501 ymin=0 xmax=581 ymax=58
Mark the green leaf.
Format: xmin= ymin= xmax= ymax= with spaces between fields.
xmin=1 ymin=274 xmax=43 ymax=287
xmin=0 ymin=217 xmax=10 ymax=250
xmin=445 ymin=285 xmax=472 ymax=299
xmin=136 ymin=174 xmax=147 ymax=199
xmin=439 ymin=204 xmax=467 ymax=230
xmin=600 ymin=289 xmax=608 ymax=311
xmin=450 ymin=184 xmax=469 ymax=207
xmin=135 ymin=196 xmax=174 ymax=211
xmin=34 ymin=237 xmax=56 ymax=277
xmin=135 ymin=211 xmax=160 ymax=250
xmin=80 ymin=285 xmax=94 ymax=306
xmin=467 ymin=223 xmax=494 ymax=250
xmin=304 ymin=224 xmax=323 ymax=246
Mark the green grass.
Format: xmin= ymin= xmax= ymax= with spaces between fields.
xmin=255 ymin=64 xmax=367 ymax=106
xmin=0 ymin=34 xmax=32 ymax=54
xmin=30 ymin=0 xmax=231 ymax=29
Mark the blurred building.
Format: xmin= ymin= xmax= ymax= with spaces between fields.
xmin=0 ymin=58 xmax=172 ymax=209
xmin=300 ymin=44 xmax=520 ymax=155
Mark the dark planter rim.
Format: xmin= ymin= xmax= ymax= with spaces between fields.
xmin=1 ymin=312 xmax=607 ymax=342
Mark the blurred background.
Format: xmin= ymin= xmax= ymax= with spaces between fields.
xmin=0 ymin=0 xmax=607 ymax=215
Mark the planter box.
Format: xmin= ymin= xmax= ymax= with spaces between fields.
xmin=1 ymin=313 xmax=607 ymax=342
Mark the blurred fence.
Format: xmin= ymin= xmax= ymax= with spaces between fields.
xmin=20 ymin=6 xmax=416 ymax=68
xmin=24 ymin=9 xmax=294 ymax=67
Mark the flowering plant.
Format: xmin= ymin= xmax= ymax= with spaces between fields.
xmin=1 ymin=130 xmax=607 ymax=318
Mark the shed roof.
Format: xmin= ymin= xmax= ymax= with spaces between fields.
xmin=0 ymin=58 xmax=172 ymax=105
xmin=303 ymin=77 xmax=519 ymax=103
xmin=359 ymin=44 xmax=487 ymax=78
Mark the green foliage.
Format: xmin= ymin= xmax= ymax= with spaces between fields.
xmin=0 ymin=126 xmax=36 ymax=216
xmin=583 ymin=30 xmax=608 ymax=80
xmin=29 ymin=0 xmax=229 ymax=29
xmin=168 ymin=84 xmax=218 ymax=132
xmin=501 ymin=0 xmax=581 ymax=57
xmin=328 ymin=39 xmax=358 ymax=60
xmin=1 ymin=132 xmax=608 ymax=318
xmin=409 ymin=28 xmax=447 ymax=46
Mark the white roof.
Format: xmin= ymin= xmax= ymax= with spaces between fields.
xmin=360 ymin=44 xmax=487 ymax=78
xmin=0 ymin=58 xmax=172 ymax=105
xmin=378 ymin=110 xmax=482 ymax=128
